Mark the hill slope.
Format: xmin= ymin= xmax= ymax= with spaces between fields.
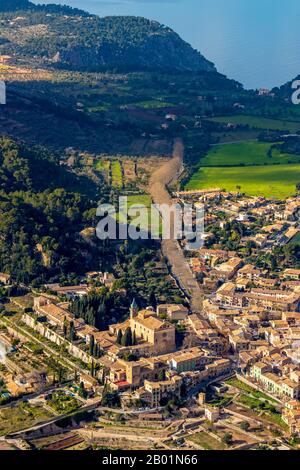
xmin=0 ymin=0 xmax=87 ymax=15
xmin=0 ymin=1 xmax=215 ymax=72
xmin=0 ymin=0 xmax=33 ymax=11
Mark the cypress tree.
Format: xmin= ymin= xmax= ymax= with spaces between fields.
xmin=63 ymin=317 xmax=68 ymax=337
xmin=69 ymin=321 xmax=76 ymax=342
xmin=149 ymin=290 xmax=157 ymax=310
xmin=79 ymin=381 xmax=87 ymax=399
xmin=133 ymin=330 xmax=137 ymax=346
xmin=122 ymin=327 xmax=132 ymax=347
xmin=89 ymin=334 xmax=95 ymax=356
xmin=117 ymin=329 xmax=123 ymax=345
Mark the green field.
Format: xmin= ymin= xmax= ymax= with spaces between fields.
xmin=226 ymin=378 xmax=278 ymax=403
xmin=186 ymin=164 xmax=300 ymax=199
xmin=290 ymin=232 xmax=300 ymax=245
xmin=111 ymin=161 xmax=123 ymax=188
xmin=0 ymin=403 xmax=53 ymax=436
xmin=95 ymin=159 xmax=110 ymax=172
xmin=118 ymin=194 xmax=160 ymax=236
xmin=87 ymin=104 xmax=109 ymax=113
xmin=186 ymin=140 xmax=300 ymax=199
xmin=202 ymin=142 xmax=300 ymax=167
xmin=126 ymin=194 xmax=152 ymax=207
xmin=209 ymin=115 xmax=300 ymax=132
xmin=133 ymin=100 xmax=173 ymax=109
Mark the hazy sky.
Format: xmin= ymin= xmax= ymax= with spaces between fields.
xmin=35 ymin=0 xmax=300 ymax=89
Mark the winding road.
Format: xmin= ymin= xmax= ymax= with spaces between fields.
xmin=148 ymin=138 xmax=204 ymax=313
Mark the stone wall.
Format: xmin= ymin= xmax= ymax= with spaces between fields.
xmin=22 ymin=314 xmax=93 ymax=365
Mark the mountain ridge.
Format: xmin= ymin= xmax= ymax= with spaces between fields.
xmin=0 ymin=0 xmax=87 ymax=15
xmin=0 ymin=0 xmax=215 ymax=73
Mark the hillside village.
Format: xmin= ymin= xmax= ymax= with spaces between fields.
xmin=1 ymin=0 xmax=300 ymax=455
xmin=0 ymin=190 xmax=300 ymax=450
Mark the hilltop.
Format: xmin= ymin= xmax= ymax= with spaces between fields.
xmin=0 ymin=0 xmax=33 ymax=11
xmin=0 ymin=0 xmax=87 ymax=15
xmin=0 ymin=1 xmax=215 ymax=73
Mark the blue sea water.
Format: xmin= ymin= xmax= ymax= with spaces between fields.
xmin=36 ymin=0 xmax=300 ymax=89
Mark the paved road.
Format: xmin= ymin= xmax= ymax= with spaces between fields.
xmin=148 ymin=138 xmax=204 ymax=313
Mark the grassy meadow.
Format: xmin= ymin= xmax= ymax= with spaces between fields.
xmin=186 ymin=140 xmax=300 ymax=199
xmin=208 ymin=115 xmax=300 ymax=132
xmin=117 ymin=194 xmax=160 ymax=237
xmin=186 ymin=164 xmax=300 ymax=199
xmin=95 ymin=160 xmax=110 ymax=172
xmin=202 ymin=142 xmax=300 ymax=167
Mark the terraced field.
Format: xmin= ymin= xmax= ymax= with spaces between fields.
xmin=0 ymin=404 xmax=53 ymax=436
xmin=111 ymin=161 xmax=123 ymax=188
xmin=187 ymin=431 xmax=226 ymax=450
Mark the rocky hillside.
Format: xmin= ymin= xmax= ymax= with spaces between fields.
xmin=0 ymin=1 xmax=215 ymax=72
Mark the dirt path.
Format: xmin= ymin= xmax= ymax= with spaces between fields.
xmin=79 ymin=428 xmax=163 ymax=446
xmin=148 ymin=138 xmax=203 ymax=313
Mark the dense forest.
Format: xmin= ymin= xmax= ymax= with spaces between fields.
xmin=70 ymin=288 xmax=129 ymax=331
xmin=0 ymin=137 xmax=102 ymax=284
xmin=0 ymin=0 xmax=87 ymax=15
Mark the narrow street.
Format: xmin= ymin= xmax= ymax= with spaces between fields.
xmin=148 ymin=138 xmax=204 ymax=313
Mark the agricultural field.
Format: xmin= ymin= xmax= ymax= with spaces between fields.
xmin=46 ymin=391 xmax=80 ymax=415
xmin=0 ymin=403 xmax=53 ymax=436
xmin=132 ymin=100 xmax=173 ymax=109
xmin=186 ymin=140 xmax=300 ymax=199
xmin=208 ymin=115 xmax=300 ymax=132
xmin=212 ymin=130 xmax=260 ymax=144
xmin=186 ymin=164 xmax=300 ymax=199
xmin=187 ymin=431 xmax=226 ymax=450
xmin=226 ymin=378 xmax=279 ymax=404
xmin=111 ymin=161 xmax=123 ymax=188
xmin=95 ymin=155 xmax=169 ymax=189
xmin=201 ymin=142 xmax=300 ymax=167
xmin=87 ymin=105 xmax=109 ymax=113
xmin=118 ymin=194 xmax=160 ymax=237
xmin=95 ymin=159 xmax=110 ymax=172
xmin=126 ymin=194 xmax=152 ymax=207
